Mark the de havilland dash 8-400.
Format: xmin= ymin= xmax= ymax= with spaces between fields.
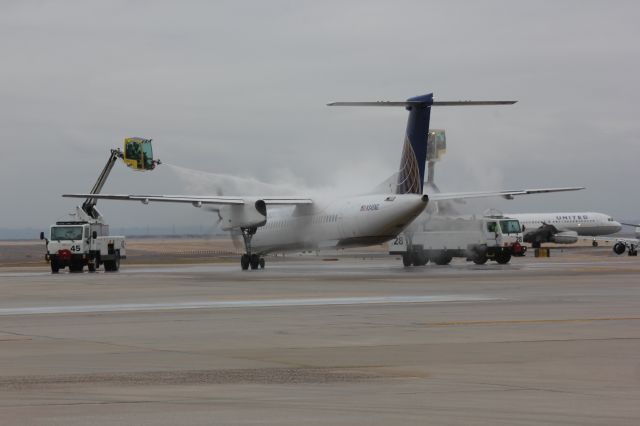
xmin=64 ymin=92 xmax=583 ymax=270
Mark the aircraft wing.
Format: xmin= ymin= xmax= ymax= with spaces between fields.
xmin=62 ymin=194 xmax=313 ymax=206
xmin=428 ymin=187 xmax=584 ymax=202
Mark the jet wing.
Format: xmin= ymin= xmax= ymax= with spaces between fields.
xmin=62 ymin=194 xmax=313 ymax=206
xmin=428 ymin=187 xmax=584 ymax=202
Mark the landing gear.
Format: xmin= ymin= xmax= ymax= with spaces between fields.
xmin=240 ymin=254 xmax=250 ymax=270
xmin=250 ymin=254 xmax=260 ymax=270
xmin=592 ymin=240 xmax=599 ymax=247
xmin=239 ymin=227 xmax=266 ymax=270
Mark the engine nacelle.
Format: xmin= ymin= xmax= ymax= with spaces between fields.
xmin=219 ymin=199 xmax=267 ymax=230
xmin=550 ymin=230 xmax=579 ymax=244
xmin=613 ymin=242 xmax=626 ymax=255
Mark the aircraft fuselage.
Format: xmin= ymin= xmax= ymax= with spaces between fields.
xmin=510 ymin=212 xmax=622 ymax=236
xmin=242 ymin=194 xmax=428 ymax=254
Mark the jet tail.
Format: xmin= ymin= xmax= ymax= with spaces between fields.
xmin=328 ymin=94 xmax=516 ymax=195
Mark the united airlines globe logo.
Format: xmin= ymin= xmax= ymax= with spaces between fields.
xmin=396 ymin=135 xmax=421 ymax=194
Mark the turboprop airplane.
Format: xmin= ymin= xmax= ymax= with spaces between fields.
xmin=63 ymin=92 xmax=583 ymax=270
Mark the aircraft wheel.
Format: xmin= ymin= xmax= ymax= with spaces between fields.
xmin=592 ymin=240 xmax=599 ymax=247
xmin=259 ymin=258 xmax=265 ymax=269
xmin=240 ymin=254 xmax=250 ymax=270
xmin=250 ymin=254 xmax=260 ymax=270
xmin=629 ymin=249 xmax=638 ymax=257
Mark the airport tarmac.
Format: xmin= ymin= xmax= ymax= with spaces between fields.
xmin=0 ymin=252 xmax=639 ymax=425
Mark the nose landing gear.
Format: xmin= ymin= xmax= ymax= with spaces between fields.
xmin=239 ymin=227 xmax=266 ymax=270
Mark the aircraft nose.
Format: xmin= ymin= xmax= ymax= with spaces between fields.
xmin=612 ymin=221 xmax=622 ymax=233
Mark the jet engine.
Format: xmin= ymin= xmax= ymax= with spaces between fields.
xmin=613 ymin=242 xmax=626 ymax=255
xmin=523 ymin=223 xmax=558 ymax=247
xmin=550 ymin=231 xmax=579 ymax=244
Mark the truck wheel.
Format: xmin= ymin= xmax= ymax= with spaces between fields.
xmin=50 ymin=259 xmax=60 ymax=274
xmin=104 ymin=253 xmax=120 ymax=272
xmin=473 ymin=255 xmax=488 ymax=265
xmin=432 ymin=252 xmax=452 ymax=266
xmin=495 ymin=252 xmax=512 ymax=264
xmin=112 ymin=252 xmax=120 ymax=272
xmin=259 ymin=258 xmax=265 ymax=269
xmin=88 ymin=263 xmax=96 ymax=273
xmin=413 ymin=252 xmax=428 ymax=266
xmin=402 ymin=254 xmax=413 ymax=267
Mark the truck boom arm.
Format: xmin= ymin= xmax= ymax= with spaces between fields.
xmin=81 ymin=149 xmax=124 ymax=219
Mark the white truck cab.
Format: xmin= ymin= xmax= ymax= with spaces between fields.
xmin=42 ymin=221 xmax=125 ymax=273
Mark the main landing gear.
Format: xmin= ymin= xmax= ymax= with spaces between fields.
xmin=239 ymin=227 xmax=266 ymax=270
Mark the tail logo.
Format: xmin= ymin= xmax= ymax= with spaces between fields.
xmin=396 ymin=135 xmax=422 ymax=194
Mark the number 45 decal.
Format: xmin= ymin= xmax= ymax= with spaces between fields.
xmin=70 ymin=245 xmax=81 ymax=252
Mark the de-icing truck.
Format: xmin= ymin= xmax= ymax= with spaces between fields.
xmin=389 ymin=214 xmax=526 ymax=266
xmin=40 ymin=138 xmax=159 ymax=273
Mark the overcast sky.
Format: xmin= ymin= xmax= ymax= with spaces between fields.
xmin=1 ymin=0 xmax=639 ymax=231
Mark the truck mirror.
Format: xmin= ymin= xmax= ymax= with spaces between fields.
xmin=40 ymin=231 xmax=45 ymax=240
xmin=92 ymin=231 xmax=98 ymax=239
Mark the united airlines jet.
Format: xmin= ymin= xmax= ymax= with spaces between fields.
xmin=508 ymin=212 xmax=622 ymax=247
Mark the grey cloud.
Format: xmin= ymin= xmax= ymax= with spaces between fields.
xmin=1 ymin=0 xmax=639 ymax=230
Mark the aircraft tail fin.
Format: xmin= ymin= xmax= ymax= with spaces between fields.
xmin=328 ymin=94 xmax=515 ymax=195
